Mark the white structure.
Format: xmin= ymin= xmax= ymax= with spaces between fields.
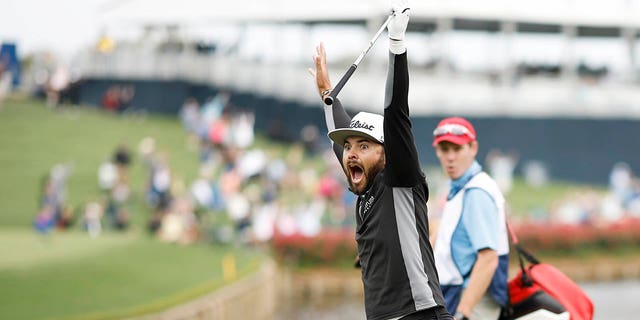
xmin=78 ymin=0 xmax=640 ymax=118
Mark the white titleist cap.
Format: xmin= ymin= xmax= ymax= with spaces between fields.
xmin=328 ymin=112 xmax=384 ymax=146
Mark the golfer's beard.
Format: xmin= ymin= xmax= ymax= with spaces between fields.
xmin=348 ymin=157 xmax=385 ymax=195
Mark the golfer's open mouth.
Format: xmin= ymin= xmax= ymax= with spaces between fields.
xmin=349 ymin=164 xmax=364 ymax=183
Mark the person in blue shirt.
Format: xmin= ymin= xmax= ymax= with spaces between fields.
xmin=431 ymin=117 xmax=510 ymax=320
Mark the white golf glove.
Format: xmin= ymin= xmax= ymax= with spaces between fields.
xmin=388 ymin=0 xmax=410 ymax=54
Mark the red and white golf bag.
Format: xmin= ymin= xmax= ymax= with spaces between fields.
xmin=501 ymin=225 xmax=594 ymax=320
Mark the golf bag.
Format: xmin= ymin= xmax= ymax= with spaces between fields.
xmin=501 ymin=239 xmax=594 ymax=320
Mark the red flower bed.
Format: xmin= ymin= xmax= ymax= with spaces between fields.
xmin=271 ymin=229 xmax=357 ymax=267
xmin=512 ymin=217 xmax=640 ymax=252
xmin=271 ymin=218 xmax=640 ymax=266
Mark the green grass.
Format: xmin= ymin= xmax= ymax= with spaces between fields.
xmin=0 ymin=98 xmax=264 ymax=319
xmin=0 ymin=227 xmax=134 ymax=271
xmin=0 ymin=228 xmax=263 ymax=320
xmin=0 ymin=99 xmax=202 ymax=226
xmin=507 ymin=178 xmax=606 ymax=218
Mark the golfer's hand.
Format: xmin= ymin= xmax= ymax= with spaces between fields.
xmin=388 ymin=0 xmax=410 ymax=41
xmin=308 ymin=42 xmax=332 ymax=100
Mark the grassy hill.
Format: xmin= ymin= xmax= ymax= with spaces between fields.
xmin=0 ymin=228 xmax=263 ymax=320
xmin=0 ymin=98 xmax=264 ymax=319
xmin=0 ymin=99 xmax=204 ymax=226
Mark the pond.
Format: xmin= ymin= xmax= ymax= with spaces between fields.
xmin=276 ymin=280 xmax=640 ymax=320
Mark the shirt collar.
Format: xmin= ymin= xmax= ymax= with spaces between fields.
xmin=447 ymin=161 xmax=482 ymax=200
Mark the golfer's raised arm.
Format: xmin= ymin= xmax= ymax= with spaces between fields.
xmin=309 ymin=42 xmax=351 ymax=161
xmin=383 ymin=1 xmax=423 ymax=186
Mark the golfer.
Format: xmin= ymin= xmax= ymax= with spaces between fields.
xmin=309 ymin=1 xmax=452 ymax=319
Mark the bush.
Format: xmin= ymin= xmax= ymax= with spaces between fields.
xmin=271 ymin=229 xmax=357 ymax=268
xmin=513 ymin=217 xmax=640 ymax=253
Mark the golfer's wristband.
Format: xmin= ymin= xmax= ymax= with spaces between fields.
xmin=389 ymin=38 xmax=406 ymax=54
xmin=320 ymin=89 xmax=332 ymax=99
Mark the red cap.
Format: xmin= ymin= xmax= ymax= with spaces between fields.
xmin=432 ymin=117 xmax=477 ymax=147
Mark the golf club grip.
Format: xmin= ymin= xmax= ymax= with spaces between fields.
xmin=324 ymin=64 xmax=357 ymax=105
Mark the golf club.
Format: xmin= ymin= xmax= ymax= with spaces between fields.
xmin=324 ymin=13 xmax=394 ymax=105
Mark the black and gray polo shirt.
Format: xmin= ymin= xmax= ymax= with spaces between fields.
xmin=325 ymin=51 xmax=446 ymax=320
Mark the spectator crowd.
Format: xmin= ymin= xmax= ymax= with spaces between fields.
xmin=32 ymin=91 xmax=640 ymax=251
xmin=33 ymin=92 xmax=357 ymax=247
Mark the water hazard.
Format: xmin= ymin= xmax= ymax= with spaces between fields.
xmin=276 ymin=280 xmax=640 ymax=320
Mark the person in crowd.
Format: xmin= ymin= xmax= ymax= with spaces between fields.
xmin=431 ymin=117 xmax=510 ymax=320
xmin=309 ymin=1 xmax=451 ymax=319
xmin=101 ymin=85 xmax=135 ymax=113
xmin=179 ymin=97 xmax=201 ymax=150
xmin=56 ymin=204 xmax=76 ymax=229
xmin=117 ymin=85 xmax=135 ymax=113
xmin=102 ymin=85 xmax=121 ymax=112
xmin=113 ymin=143 xmax=132 ymax=184
xmin=34 ymin=163 xmax=73 ymax=233
xmin=609 ymin=162 xmax=633 ymax=205
xmin=45 ymin=65 xmax=69 ymax=107
xmin=146 ymin=151 xmax=173 ymax=232
xmin=83 ymin=199 xmax=104 ymax=238
xmin=0 ymin=55 xmax=11 ymax=109
xmin=485 ymin=149 xmax=518 ymax=196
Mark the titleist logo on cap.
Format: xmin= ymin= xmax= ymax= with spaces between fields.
xmin=350 ymin=120 xmax=374 ymax=131
xmin=327 ymin=111 xmax=384 ymax=145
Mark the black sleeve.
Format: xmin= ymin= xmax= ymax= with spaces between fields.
xmin=324 ymin=97 xmax=351 ymax=163
xmin=383 ymin=51 xmax=424 ymax=187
